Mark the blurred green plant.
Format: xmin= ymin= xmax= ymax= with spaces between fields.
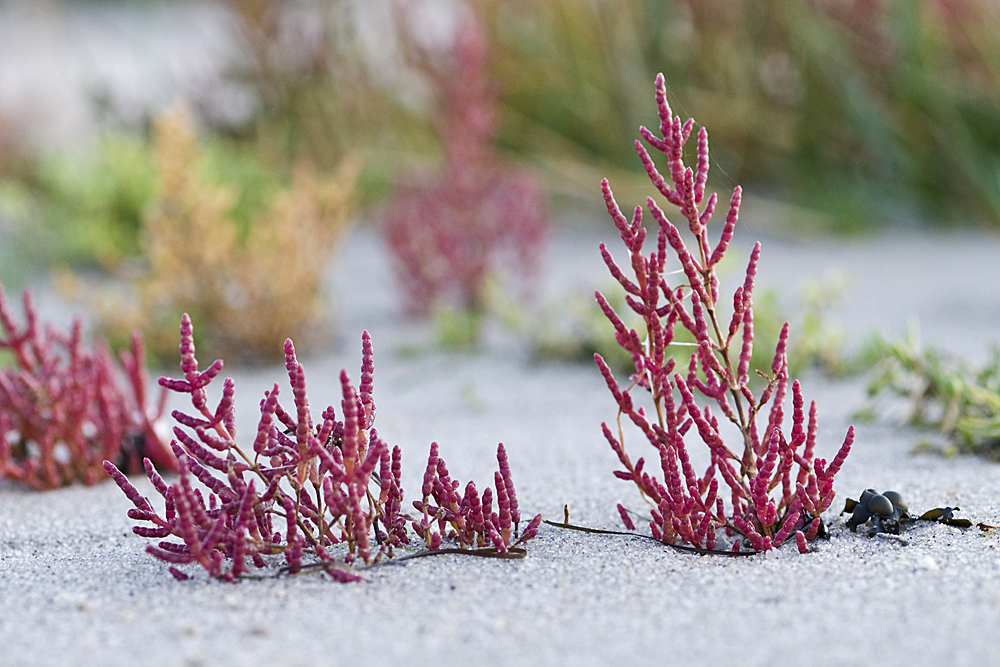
xmin=9 ymin=135 xmax=156 ymax=269
xmin=866 ymin=323 xmax=1000 ymax=458
xmin=531 ymin=286 xmax=640 ymax=373
xmin=2 ymin=130 xmax=288 ymax=273
xmin=472 ymin=0 xmax=1000 ymax=229
xmin=433 ymin=306 xmax=486 ymax=353
xmin=789 ymin=273 xmax=853 ymax=377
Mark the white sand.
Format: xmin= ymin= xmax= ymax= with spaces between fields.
xmin=5 ymin=3 xmax=1000 ymax=664
xmin=4 ymin=226 xmax=1000 ymax=667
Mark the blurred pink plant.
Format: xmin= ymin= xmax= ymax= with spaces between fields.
xmin=0 ymin=284 xmax=175 ymax=489
xmin=596 ymin=75 xmax=853 ymax=553
xmin=383 ymin=11 xmax=547 ymax=316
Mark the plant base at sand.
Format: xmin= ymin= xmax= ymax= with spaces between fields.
xmin=0 ymin=284 xmax=175 ymax=489
xmin=596 ymin=75 xmax=853 ymax=553
xmin=105 ymin=314 xmax=540 ymax=581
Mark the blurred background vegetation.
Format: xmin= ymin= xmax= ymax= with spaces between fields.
xmin=475 ymin=0 xmax=1000 ymax=230
xmin=1 ymin=0 xmax=999 ymax=363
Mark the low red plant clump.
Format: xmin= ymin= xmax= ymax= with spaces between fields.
xmin=0 ymin=285 xmax=175 ymax=489
xmin=105 ymin=315 xmax=541 ymax=581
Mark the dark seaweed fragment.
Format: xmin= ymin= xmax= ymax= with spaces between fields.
xmin=843 ymin=490 xmax=973 ymax=535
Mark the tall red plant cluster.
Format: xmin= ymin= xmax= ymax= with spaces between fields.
xmin=0 ymin=285 xmax=174 ymax=489
xmin=106 ymin=315 xmax=540 ymax=581
xmin=596 ymin=75 xmax=853 ymax=554
xmin=383 ymin=13 xmax=547 ymax=315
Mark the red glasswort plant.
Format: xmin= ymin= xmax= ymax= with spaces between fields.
xmin=383 ymin=12 xmax=547 ymax=316
xmin=413 ymin=440 xmax=540 ymax=554
xmin=105 ymin=314 xmax=540 ymax=581
xmin=0 ymin=284 xmax=175 ymax=489
xmin=596 ymin=75 xmax=854 ymax=554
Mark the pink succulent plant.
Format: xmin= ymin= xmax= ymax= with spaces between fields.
xmin=106 ymin=314 xmax=539 ymax=581
xmin=596 ymin=75 xmax=853 ymax=553
xmin=0 ymin=284 xmax=174 ymax=489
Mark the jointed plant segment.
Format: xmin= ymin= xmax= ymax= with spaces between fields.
xmin=597 ymin=75 xmax=853 ymax=553
xmin=0 ymin=284 xmax=174 ymax=489
xmin=106 ymin=315 xmax=540 ymax=581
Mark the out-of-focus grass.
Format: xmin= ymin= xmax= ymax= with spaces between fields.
xmin=865 ymin=324 xmax=1000 ymax=459
xmin=474 ymin=0 xmax=1000 ymax=230
xmin=221 ymin=0 xmax=427 ymax=208
xmin=6 ymin=135 xmax=155 ymax=268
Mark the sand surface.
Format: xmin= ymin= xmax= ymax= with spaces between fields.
xmin=5 ymin=3 xmax=1000 ymax=664
xmin=4 ymin=225 xmax=1000 ymax=667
